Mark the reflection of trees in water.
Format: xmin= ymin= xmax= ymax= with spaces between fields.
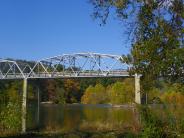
xmin=80 ymin=106 xmax=140 ymax=133
xmin=33 ymin=105 xmax=141 ymax=133
xmin=37 ymin=105 xmax=140 ymax=133
xmin=27 ymin=104 xmax=184 ymax=136
xmin=82 ymin=106 xmax=108 ymax=122
xmin=39 ymin=105 xmax=64 ymax=132
xmin=27 ymin=100 xmax=38 ymax=130
xmin=62 ymin=106 xmax=82 ymax=132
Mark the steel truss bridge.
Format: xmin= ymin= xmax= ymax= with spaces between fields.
xmin=0 ymin=53 xmax=130 ymax=79
xmin=0 ymin=52 xmax=141 ymax=133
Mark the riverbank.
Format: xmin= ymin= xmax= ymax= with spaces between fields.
xmin=1 ymin=104 xmax=184 ymax=138
xmin=41 ymin=102 xmax=137 ymax=107
xmin=0 ymin=131 xmax=138 ymax=138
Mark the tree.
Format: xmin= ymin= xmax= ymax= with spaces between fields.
xmin=81 ymin=84 xmax=108 ymax=104
xmin=64 ymin=79 xmax=81 ymax=103
xmin=81 ymin=85 xmax=95 ymax=104
xmin=55 ymin=87 xmax=66 ymax=104
xmin=90 ymin=0 xmax=184 ymax=89
xmin=41 ymin=79 xmax=57 ymax=102
xmin=93 ymin=83 xmax=108 ymax=103
xmin=122 ymin=78 xmax=134 ymax=102
xmin=110 ymin=82 xmax=126 ymax=104
xmin=82 ymin=79 xmax=134 ymax=104
xmin=109 ymin=79 xmax=134 ymax=104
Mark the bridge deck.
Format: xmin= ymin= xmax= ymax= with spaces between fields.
xmin=0 ymin=53 xmax=131 ymax=80
xmin=0 ymin=71 xmax=130 ymax=79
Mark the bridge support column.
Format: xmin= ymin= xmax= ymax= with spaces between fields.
xmin=22 ymin=78 xmax=27 ymax=133
xmin=135 ymin=73 xmax=141 ymax=104
xmin=37 ymin=86 xmax=40 ymax=126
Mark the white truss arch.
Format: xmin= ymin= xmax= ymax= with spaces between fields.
xmin=0 ymin=53 xmax=131 ymax=79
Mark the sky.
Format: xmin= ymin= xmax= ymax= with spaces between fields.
xmin=0 ymin=0 xmax=130 ymax=60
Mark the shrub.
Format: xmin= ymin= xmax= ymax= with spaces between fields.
xmin=160 ymin=92 xmax=184 ymax=105
xmin=0 ymin=102 xmax=21 ymax=131
xmin=139 ymin=106 xmax=165 ymax=138
xmin=0 ymin=82 xmax=22 ymax=134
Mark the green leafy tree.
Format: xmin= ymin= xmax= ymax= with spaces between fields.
xmin=90 ymin=0 xmax=184 ymax=89
xmin=55 ymin=87 xmax=66 ymax=104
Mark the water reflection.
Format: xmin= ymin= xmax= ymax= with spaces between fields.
xmin=26 ymin=103 xmax=184 ymax=138
xmin=27 ymin=103 xmax=140 ymax=133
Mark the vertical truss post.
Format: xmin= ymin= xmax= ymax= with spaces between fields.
xmin=135 ymin=73 xmax=141 ymax=104
xmin=38 ymin=63 xmax=40 ymax=77
xmin=73 ymin=57 xmax=76 ymax=68
xmin=97 ymin=55 xmax=101 ymax=75
xmin=13 ymin=64 xmax=16 ymax=78
xmin=22 ymin=78 xmax=27 ymax=133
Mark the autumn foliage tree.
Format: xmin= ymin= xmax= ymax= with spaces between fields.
xmin=63 ymin=79 xmax=81 ymax=103
xmin=109 ymin=79 xmax=134 ymax=104
xmin=81 ymin=79 xmax=134 ymax=104
xmin=81 ymin=84 xmax=108 ymax=104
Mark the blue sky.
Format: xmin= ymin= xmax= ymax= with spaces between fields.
xmin=0 ymin=0 xmax=130 ymax=60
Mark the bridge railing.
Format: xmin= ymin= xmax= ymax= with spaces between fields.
xmin=0 ymin=71 xmax=130 ymax=79
xmin=0 ymin=53 xmax=131 ymax=79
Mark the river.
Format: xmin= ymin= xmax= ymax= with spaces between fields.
xmin=25 ymin=102 xmax=184 ymax=137
xmin=27 ymin=103 xmax=140 ymax=134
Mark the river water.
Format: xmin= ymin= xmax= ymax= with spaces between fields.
xmin=27 ymin=103 xmax=140 ymax=133
xmin=26 ymin=102 xmax=184 ymax=137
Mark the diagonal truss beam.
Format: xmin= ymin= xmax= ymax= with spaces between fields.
xmin=0 ymin=53 xmax=130 ymax=79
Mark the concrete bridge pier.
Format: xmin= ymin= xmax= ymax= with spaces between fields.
xmin=21 ymin=79 xmax=40 ymax=133
xmin=135 ymin=73 xmax=141 ymax=104
xmin=37 ymin=86 xmax=40 ymax=127
xmin=22 ymin=78 xmax=27 ymax=133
